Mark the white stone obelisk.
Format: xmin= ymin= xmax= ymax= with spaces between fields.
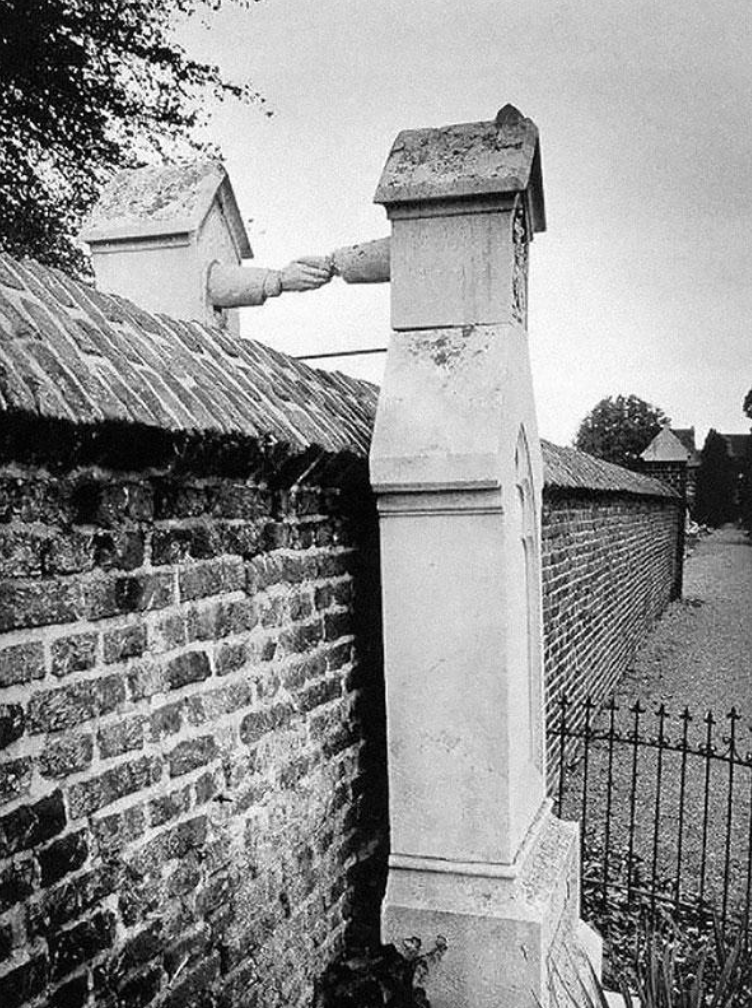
xmin=370 ymin=105 xmax=600 ymax=1008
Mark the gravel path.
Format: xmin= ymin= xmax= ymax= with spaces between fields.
xmin=615 ymin=526 xmax=752 ymax=721
xmin=559 ymin=527 xmax=752 ymax=924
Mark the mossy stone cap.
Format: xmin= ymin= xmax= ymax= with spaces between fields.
xmin=81 ymin=160 xmax=252 ymax=257
xmin=374 ymin=104 xmax=545 ymax=232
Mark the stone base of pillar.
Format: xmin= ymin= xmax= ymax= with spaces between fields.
xmin=382 ymin=805 xmax=601 ymax=1008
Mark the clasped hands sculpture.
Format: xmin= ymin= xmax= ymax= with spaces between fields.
xmin=207 ymin=238 xmax=390 ymax=310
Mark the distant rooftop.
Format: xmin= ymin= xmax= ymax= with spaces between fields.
xmin=641 ymin=425 xmax=692 ymax=464
xmin=80 ymin=161 xmax=252 ymax=258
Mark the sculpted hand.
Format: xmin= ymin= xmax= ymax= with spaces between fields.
xmin=279 ymin=256 xmax=333 ymax=292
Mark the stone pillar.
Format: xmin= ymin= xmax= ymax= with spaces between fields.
xmin=370 ymin=106 xmax=599 ymax=1008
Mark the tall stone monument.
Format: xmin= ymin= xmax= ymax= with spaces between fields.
xmin=370 ymin=105 xmax=599 ymax=1008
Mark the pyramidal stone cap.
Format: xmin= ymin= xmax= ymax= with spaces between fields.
xmin=81 ymin=160 xmax=252 ymax=259
xmin=374 ymin=104 xmax=545 ymax=232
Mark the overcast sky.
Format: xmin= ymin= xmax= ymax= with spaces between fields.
xmin=179 ymin=0 xmax=752 ymax=447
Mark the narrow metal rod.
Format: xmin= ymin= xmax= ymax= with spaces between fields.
xmin=295 ymin=347 xmax=388 ymax=361
xmin=557 ymin=695 xmax=569 ymax=816
xmin=602 ymin=697 xmax=618 ymax=908
xmin=744 ymin=751 xmax=752 ymax=947
xmin=674 ymin=709 xmax=691 ymax=908
xmin=699 ymin=711 xmax=715 ymax=905
xmin=626 ymin=701 xmax=643 ymax=903
xmin=722 ymin=709 xmax=739 ymax=934
xmin=580 ymin=697 xmax=593 ymax=874
xmin=650 ymin=704 xmax=667 ymax=916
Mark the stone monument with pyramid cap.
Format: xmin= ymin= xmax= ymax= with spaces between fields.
xmin=370 ymin=104 xmax=600 ymax=1008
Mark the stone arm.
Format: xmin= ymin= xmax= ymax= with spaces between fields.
xmin=207 ymin=238 xmax=391 ymax=309
xmin=330 ymin=237 xmax=390 ymax=284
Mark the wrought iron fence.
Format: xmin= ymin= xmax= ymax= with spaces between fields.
xmin=550 ymin=694 xmax=752 ymax=936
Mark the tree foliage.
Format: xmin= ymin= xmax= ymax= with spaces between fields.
xmin=694 ymin=430 xmax=738 ymax=527
xmin=741 ymin=387 xmax=752 ymax=532
xmin=0 ymin=0 xmax=262 ymax=273
xmin=744 ymin=387 xmax=752 ymax=421
xmin=574 ymin=394 xmax=668 ymax=469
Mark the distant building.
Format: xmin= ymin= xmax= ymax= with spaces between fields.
xmin=640 ymin=423 xmax=699 ymax=508
xmin=719 ymin=432 xmax=752 ymax=512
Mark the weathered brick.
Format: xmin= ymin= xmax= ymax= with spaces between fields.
xmin=239 ymin=704 xmax=293 ymax=746
xmin=28 ymin=681 xmax=96 ymax=734
xmin=149 ymin=702 xmax=182 ymax=741
xmin=135 ymin=816 xmax=207 ymax=875
xmin=0 ymin=954 xmax=49 ymax=1008
xmin=108 ymin=964 xmax=162 ymax=1008
xmin=127 ymin=660 xmax=165 ymax=701
xmin=167 ymin=736 xmax=217 ymax=778
xmin=151 ymin=524 xmax=222 ymax=566
xmin=178 ymin=557 xmax=244 ymax=601
xmin=93 ymin=529 xmax=145 ymax=571
xmin=98 ymin=716 xmax=145 ymax=759
xmin=27 ymin=864 xmax=117 ymax=938
xmin=112 ymin=921 xmax=163 ymax=978
xmin=193 ymin=771 xmax=218 ymax=805
xmin=97 ymin=672 xmax=127 ymax=715
xmin=0 ymin=579 xmax=80 ymax=630
xmin=39 ymin=830 xmax=89 ymax=887
xmin=92 ymin=806 xmax=146 ymax=852
xmin=184 ymin=681 xmax=253 ymax=726
xmin=103 ymin=623 xmax=147 ymax=663
xmin=220 ymin=521 xmax=262 ymax=559
xmin=40 ymin=733 xmax=94 ymax=779
xmin=49 ymin=909 xmax=116 ymax=980
xmin=0 ymin=859 xmax=34 ymax=912
xmin=0 ymin=526 xmax=47 ymax=576
xmin=166 ymin=859 xmax=201 ymax=897
xmin=51 ymin=631 xmax=98 ymax=677
xmin=43 ymin=530 xmax=96 ymax=576
xmin=0 ymin=922 xmax=13 ymax=963
xmin=0 ymin=703 xmax=24 ymax=749
xmin=165 ymin=650 xmax=211 ymax=690
xmin=298 ymin=676 xmax=341 ymax=714
xmin=214 ymin=640 xmax=248 ymax=676
xmin=50 ymin=975 xmax=89 ymax=1008
xmin=0 ymin=756 xmax=32 ymax=803
xmin=159 ymin=953 xmax=220 ymax=1008
xmin=278 ymin=618 xmax=324 ymax=655
xmin=149 ymin=785 xmax=192 ymax=827
xmin=163 ymin=926 xmax=210 ymax=979
xmin=70 ymin=478 xmax=153 ymax=527
xmin=151 ymin=612 xmax=186 ymax=651
xmin=69 ymin=756 xmax=162 ymax=818
xmin=324 ymin=609 xmax=352 ymax=641
xmin=114 ymin=572 xmax=175 ymax=613
xmin=0 ymin=640 xmax=45 ymax=685
xmin=0 ymin=790 xmax=66 ymax=857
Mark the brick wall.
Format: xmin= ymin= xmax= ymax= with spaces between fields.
xmin=541 ymin=489 xmax=683 ymax=778
xmin=0 ymin=252 xmax=686 ymax=1008
xmin=0 ymin=445 xmax=385 ymax=1008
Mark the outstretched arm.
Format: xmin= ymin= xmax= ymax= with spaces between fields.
xmin=207 ymin=238 xmax=391 ymax=310
xmin=330 ymin=237 xmax=390 ymax=284
xmin=208 ymin=256 xmax=333 ymax=308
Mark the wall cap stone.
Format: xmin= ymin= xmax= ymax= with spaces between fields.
xmin=542 ymin=440 xmax=678 ymax=498
xmin=0 ymin=253 xmax=377 ymax=461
